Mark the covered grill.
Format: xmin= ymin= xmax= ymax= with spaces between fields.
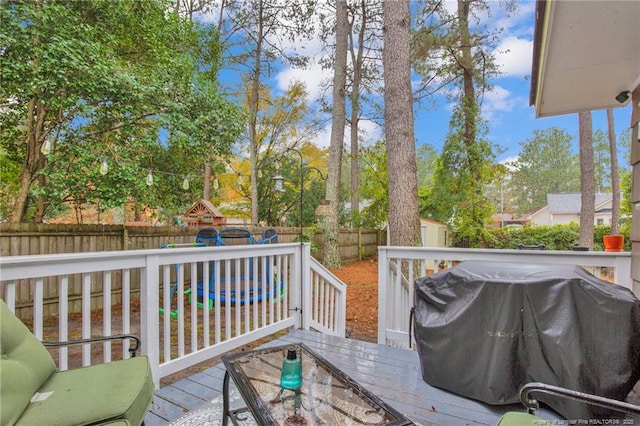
xmin=413 ymin=260 xmax=640 ymax=420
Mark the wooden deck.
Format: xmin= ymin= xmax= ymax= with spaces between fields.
xmin=145 ymin=329 xmax=563 ymax=425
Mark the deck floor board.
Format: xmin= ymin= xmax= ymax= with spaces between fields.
xmin=147 ymin=329 xmax=562 ymax=425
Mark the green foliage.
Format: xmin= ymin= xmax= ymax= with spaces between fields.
xmin=486 ymin=222 xmax=631 ymax=252
xmin=422 ymin=102 xmax=496 ymax=246
xmin=248 ymin=84 xmax=325 ymax=226
xmin=592 ymin=129 xmax=611 ymax=192
xmin=620 ymin=169 xmax=633 ymax=217
xmin=257 ymin=144 xmax=327 ymax=228
xmin=0 ymin=0 xmax=244 ymax=222
xmin=294 ymin=225 xmax=320 ymax=253
xmin=416 ymin=144 xmax=438 ymax=189
xmin=411 ymin=0 xmax=507 ymax=102
xmin=357 ymin=140 xmax=389 ymax=228
xmin=507 ymin=128 xmax=580 ymax=214
xmin=487 ymin=223 xmax=579 ymax=250
xmin=592 ymin=223 xmax=632 ymax=251
xmin=0 ymin=145 xmax=20 ymax=221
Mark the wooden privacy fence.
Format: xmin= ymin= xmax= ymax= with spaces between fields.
xmin=0 ymin=223 xmax=382 ymax=261
xmin=0 ymin=224 xmax=381 ymax=317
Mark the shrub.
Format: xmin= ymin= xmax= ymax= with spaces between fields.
xmin=486 ymin=222 xmax=630 ymax=251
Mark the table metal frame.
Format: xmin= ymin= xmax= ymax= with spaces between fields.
xmin=221 ymin=343 xmax=414 ymax=426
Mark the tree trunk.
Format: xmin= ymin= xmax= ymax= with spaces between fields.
xmin=10 ymin=97 xmax=48 ymax=223
xmin=34 ymin=168 xmax=46 ymax=223
xmin=458 ymin=0 xmax=476 ymax=150
xmin=12 ymin=169 xmax=33 ymax=223
xmin=248 ymin=0 xmax=264 ymax=225
xmin=323 ymin=0 xmax=348 ymax=268
xmin=203 ymin=161 xmax=211 ymax=200
xmin=578 ymin=111 xmax=595 ymax=248
xmin=606 ymin=108 xmax=620 ymax=235
xmin=348 ymin=0 xmax=366 ymax=224
xmin=383 ymin=0 xmax=421 ymax=247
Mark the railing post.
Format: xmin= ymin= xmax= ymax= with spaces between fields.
xmin=4 ymin=282 xmax=16 ymax=311
xmin=141 ymin=254 xmax=160 ymax=389
xmin=300 ymin=243 xmax=312 ymax=330
xmin=614 ymin=254 xmax=633 ymax=292
xmin=377 ymin=247 xmax=388 ymax=345
xmin=290 ymin=243 xmax=302 ymax=329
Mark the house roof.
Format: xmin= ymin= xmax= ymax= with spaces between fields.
xmin=547 ymin=193 xmax=612 ymax=214
xmin=183 ymin=199 xmax=224 ymax=218
xmin=530 ymin=0 xmax=640 ymax=117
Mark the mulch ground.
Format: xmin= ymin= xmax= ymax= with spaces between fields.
xmin=330 ymin=258 xmax=379 ymax=343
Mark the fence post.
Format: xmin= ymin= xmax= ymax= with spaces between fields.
xmin=121 ymin=225 xmax=128 ymax=251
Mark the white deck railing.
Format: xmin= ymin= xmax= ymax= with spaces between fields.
xmin=0 ymin=243 xmax=346 ymax=388
xmin=378 ymin=246 xmax=633 ymax=349
xmin=308 ymin=256 xmax=347 ymax=336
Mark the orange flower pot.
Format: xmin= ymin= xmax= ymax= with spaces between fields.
xmin=603 ymin=235 xmax=624 ymax=252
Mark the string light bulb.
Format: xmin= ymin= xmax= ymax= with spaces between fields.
xmin=182 ymin=175 xmax=189 ymax=190
xmin=146 ymin=170 xmax=153 ymax=186
xmin=40 ymin=138 xmax=52 ymax=155
xmin=99 ymin=157 xmax=108 ymax=175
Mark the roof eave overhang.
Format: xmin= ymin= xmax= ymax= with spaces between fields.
xmin=529 ymin=0 xmax=640 ymax=119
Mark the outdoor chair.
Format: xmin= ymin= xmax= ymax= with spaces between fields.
xmin=195 ymin=227 xmax=219 ymax=246
xmin=258 ymin=227 xmax=278 ymax=244
xmin=0 ymin=299 xmax=154 ymax=426
xmin=496 ymin=382 xmax=640 ymax=425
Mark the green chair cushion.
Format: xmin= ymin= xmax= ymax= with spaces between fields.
xmin=15 ymin=356 xmax=153 ymax=426
xmin=0 ymin=300 xmax=57 ymax=425
xmin=496 ymin=411 xmax=551 ymax=426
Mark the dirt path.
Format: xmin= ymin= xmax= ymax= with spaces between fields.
xmin=329 ymin=258 xmax=379 ymax=342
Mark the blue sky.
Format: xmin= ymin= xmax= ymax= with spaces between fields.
xmin=210 ymin=1 xmax=633 ymax=164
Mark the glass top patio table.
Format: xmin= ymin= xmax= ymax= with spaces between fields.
xmin=221 ymin=343 xmax=415 ymax=426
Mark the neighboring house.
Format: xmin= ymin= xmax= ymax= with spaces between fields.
xmin=527 ymin=193 xmax=613 ymax=226
xmin=182 ymin=199 xmax=225 ymax=227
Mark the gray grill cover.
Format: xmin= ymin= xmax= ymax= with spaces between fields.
xmin=413 ymin=260 xmax=640 ymax=420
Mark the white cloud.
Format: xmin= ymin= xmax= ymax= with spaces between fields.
xmin=358 ymin=119 xmax=383 ymax=144
xmin=312 ymin=124 xmax=332 ymax=149
xmin=275 ymin=60 xmax=331 ymax=102
xmin=493 ymin=36 xmax=533 ymax=77
xmin=481 ymin=85 xmax=527 ymax=125
xmin=310 ymin=119 xmax=381 ymax=150
xmin=491 ymin=1 xmax=536 ymax=37
xmin=484 ymin=86 xmax=514 ymax=113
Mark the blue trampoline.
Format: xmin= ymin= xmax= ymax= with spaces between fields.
xmin=160 ymin=227 xmax=282 ymax=317
xmin=188 ymin=273 xmax=284 ymax=308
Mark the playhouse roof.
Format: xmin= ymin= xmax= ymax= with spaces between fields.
xmin=183 ymin=199 xmax=224 ymax=218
